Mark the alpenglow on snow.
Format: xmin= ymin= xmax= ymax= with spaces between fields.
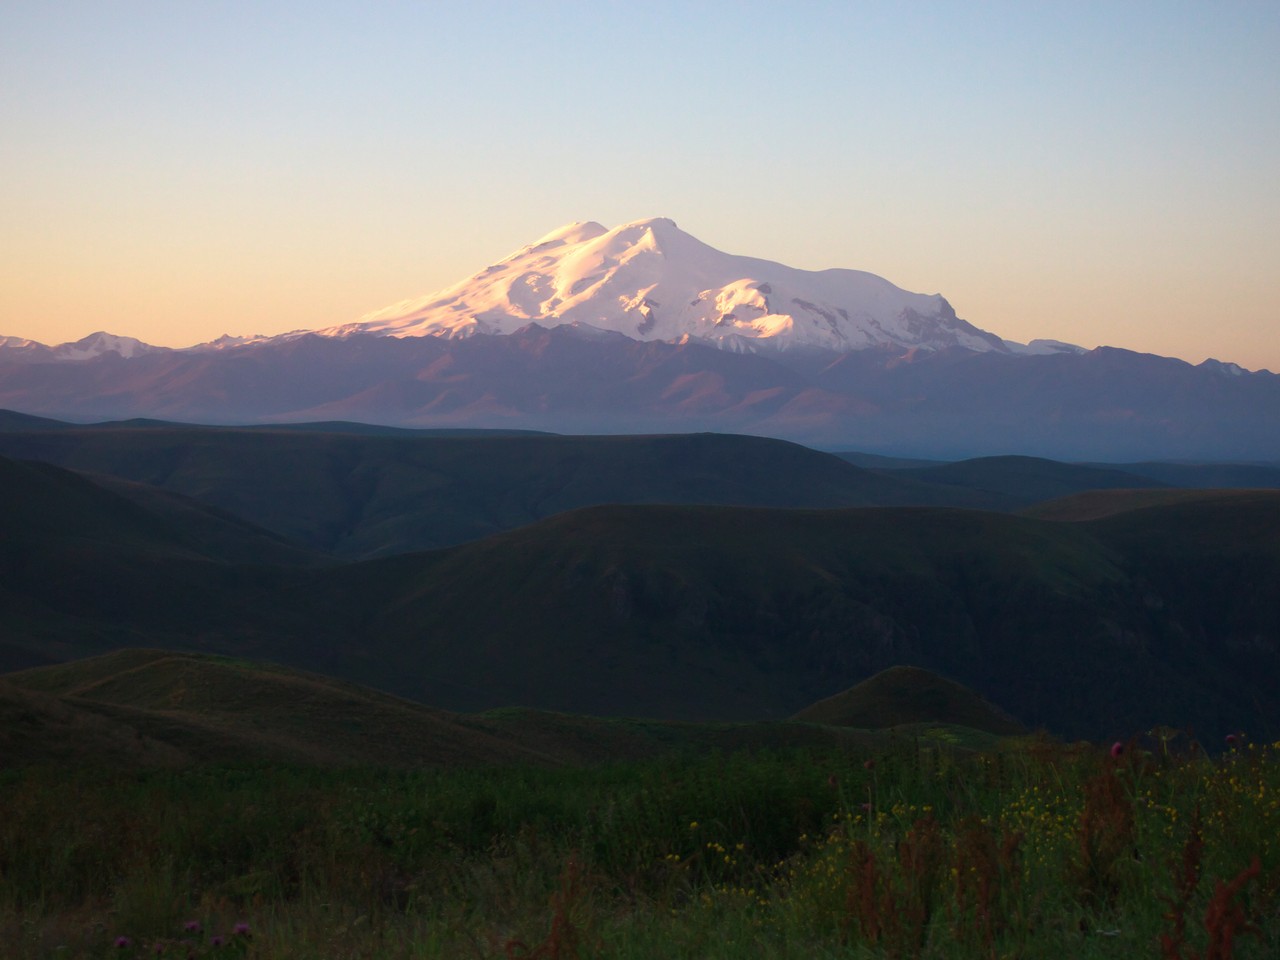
xmin=317 ymin=218 xmax=1012 ymax=354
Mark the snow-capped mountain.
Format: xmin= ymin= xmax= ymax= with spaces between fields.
xmin=318 ymin=217 xmax=1010 ymax=354
xmin=3 ymin=217 xmax=1276 ymax=460
xmin=0 ymin=332 xmax=169 ymax=363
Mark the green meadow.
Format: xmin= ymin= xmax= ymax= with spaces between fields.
xmin=3 ymin=734 xmax=1276 ymax=959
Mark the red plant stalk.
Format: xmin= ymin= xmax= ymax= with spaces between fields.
xmin=1158 ymin=807 xmax=1204 ymax=960
xmin=506 ymin=856 xmax=589 ymax=960
xmin=1202 ymin=856 xmax=1261 ymax=960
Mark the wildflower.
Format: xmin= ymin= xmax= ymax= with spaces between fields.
xmin=232 ymin=922 xmax=250 ymax=936
xmin=863 ymin=758 xmax=876 ymax=770
xmin=1110 ymin=741 xmax=1124 ymax=758
xmin=114 ymin=936 xmax=132 ymax=948
xmin=183 ymin=920 xmax=201 ymax=933
xmin=211 ymin=935 xmax=225 ymax=947
xmin=1226 ymin=733 xmax=1239 ymax=747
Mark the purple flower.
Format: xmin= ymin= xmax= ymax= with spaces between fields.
xmin=183 ymin=920 xmax=201 ymax=933
xmin=232 ymin=922 xmax=250 ymax=936
xmin=1110 ymin=741 xmax=1124 ymax=758
xmin=1226 ymin=733 xmax=1239 ymax=746
xmin=114 ymin=936 xmax=132 ymax=948
xmin=211 ymin=935 xmax=225 ymax=947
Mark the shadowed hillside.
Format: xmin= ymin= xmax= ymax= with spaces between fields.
xmin=0 ymin=424 xmax=991 ymax=556
xmin=0 ymin=453 xmax=315 ymax=566
xmin=291 ymin=499 xmax=1280 ymax=740
xmin=0 ymin=454 xmax=320 ymax=671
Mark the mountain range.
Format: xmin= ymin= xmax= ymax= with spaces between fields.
xmin=2 ymin=218 xmax=1276 ymax=460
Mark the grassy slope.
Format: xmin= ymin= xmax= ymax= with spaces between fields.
xmin=4 ymin=650 xmax=552 ymax=767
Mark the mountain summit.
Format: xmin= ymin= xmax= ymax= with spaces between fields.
xmin=318 ymin=217 xmax=1009 ymax=354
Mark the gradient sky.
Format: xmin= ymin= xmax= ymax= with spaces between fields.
xmin=2 ymin=1 xmax=1278 ymax=370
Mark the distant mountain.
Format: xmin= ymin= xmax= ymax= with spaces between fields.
xmin=1097 ymin=461 xmax=1280 ymax=489
xmin=875 ymin=455 xmax=1168 ymax=511
xmin=1 ymin=327 xmax=1275 ymax=459
xmin=1 ymin=219 xmax=1276 ymax=460
xmin=0 ymin=331 xmax=168 ymax=363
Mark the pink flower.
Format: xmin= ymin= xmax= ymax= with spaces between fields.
xmin=232 ymin=922 xmax=251 ymax=936
xmin=1110 ymin=741 xmax=1124 ymax=758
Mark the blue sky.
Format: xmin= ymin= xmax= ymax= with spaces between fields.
xmin=2 ymin=1 xmax=1278 ymax=369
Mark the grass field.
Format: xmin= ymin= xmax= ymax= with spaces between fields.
xmin=3 ymin=734 xmax=1276 ymax=958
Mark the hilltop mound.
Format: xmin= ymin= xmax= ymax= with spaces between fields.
xmin=792 ymin=665 xmax=1026 ymax=735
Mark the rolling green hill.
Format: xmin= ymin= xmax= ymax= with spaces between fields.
xmin=3 ymin=649 xmax=885 ymax=768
